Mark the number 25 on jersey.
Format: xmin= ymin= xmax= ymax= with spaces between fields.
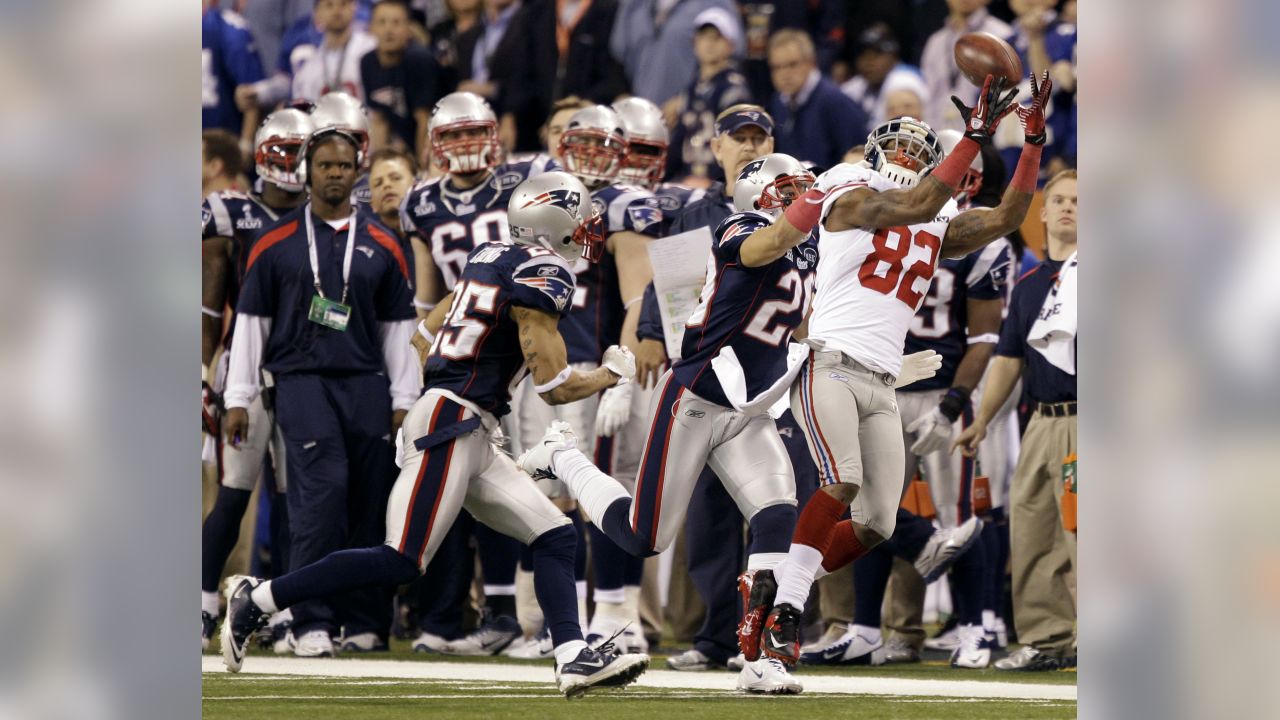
xmin=858 ymin=226 xmax=942 ymax=309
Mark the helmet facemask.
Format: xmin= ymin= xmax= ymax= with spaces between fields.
xmin=432 ymin=121 xmax=501 ymax=174
xmin=755 ymin=171 xmax=816 ymax=214
xmin=559 ymin=130 xmax=626 ymax=188
xmin=865 ymin=118 xmax=941 ymax=189
xmin=256 ymin=136 xmax=306 ymax=192
xmin=618 ymin=139 xmax=667 ymax=188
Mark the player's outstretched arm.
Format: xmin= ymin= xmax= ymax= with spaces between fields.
xmin=512 ymin=306 xmax=625 ymax=405
xmin=739 ymin=214 xmax=816 ymax=268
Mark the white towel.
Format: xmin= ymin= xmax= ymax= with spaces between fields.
xmin=711 ymin=343 xmax=810 ymax=418
xmin=1028 ymin=251 xmax=1078 ymax=375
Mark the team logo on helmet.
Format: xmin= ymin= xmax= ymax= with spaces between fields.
xmin=520 ymin=189 xmax=581 ymax=213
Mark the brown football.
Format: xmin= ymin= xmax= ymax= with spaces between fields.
xmin=953 ymin=32 xmax=1023 ymax=87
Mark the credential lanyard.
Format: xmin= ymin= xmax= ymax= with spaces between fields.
xmin=304 ymin=202 xmax=357 ymax=305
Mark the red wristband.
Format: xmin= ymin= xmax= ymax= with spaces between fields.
xmin=1010 ymin=142 xmax=1043 ymax=194
xmin=929 ymin=136 xmax=980 ymax=189
xmin=782 ymin=188 xmax=826 ymax=233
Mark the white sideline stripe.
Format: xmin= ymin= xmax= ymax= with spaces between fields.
xmin=202 ymin=657 xmax=1076 ymax=701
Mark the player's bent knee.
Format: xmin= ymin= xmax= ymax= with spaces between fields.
xmin=530 ymin=523 xmax=577 ymax=558
xmin=374 ymin=543 xmax=425 ymax=584
xmin=600 ymin=502 xmax=660 ymax=558
xmin=821 ymin=481 xmax=859 ymax=505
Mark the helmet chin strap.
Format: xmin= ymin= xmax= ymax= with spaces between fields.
xmin=879 ymin=162 xmax=921 ymax=188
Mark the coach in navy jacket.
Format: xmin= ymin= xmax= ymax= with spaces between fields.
xmin=766 ymin=28 xmax=868 ymax=169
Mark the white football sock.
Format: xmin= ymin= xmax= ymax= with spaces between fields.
xmin=982 ymin=609 xmax=996 ymax=632
xmin=250 ymin=580 xmax=279 ymax=614
xmin=622 ymin=585 xmax=642 ymax=625
xmin=554 ymin=640 xmax=588 ymax=665
xmin=202 ymin=590 xmax=220 ymax=617
xmin=747 ymin=552 xmax=787 ymax=571
xmin=772 ymin=543 xmax=824 ymax=610
xmin=849 ymin=624 xmax=882 ymax=643
xmin=515 ymin=568 xmax=542 ymax=636
xmin=593 ymin=587 xmax=625 ymax=604
xmin=552 ymin=448 xmax=630 ymax=524
xmin=576 ymin=580 xmax=589 ymax=629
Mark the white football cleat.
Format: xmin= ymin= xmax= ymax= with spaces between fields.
xmin=293 ymin=629 xmax=335 ymax=658
xmin=339 ymin=632 xmax=387 ymax=653
xmin=924 ymin=624 xmax=961 ymax=652
xmin=411 ymin=630 xmax=452 ymax=653
xmin=951 ymin=624 xmax=992 ymax=669
xmin=800 ymin=625 xmax=885 ymax=666
xmin=504 ymin=628 xmax=554 ymax=659
xmin=914 ymin=516 xmax=984 ymax=584
xmin=737 ymin=657 xmax=803 ymax=695
xmin=516 ymin=420 xmax=577 ymax=480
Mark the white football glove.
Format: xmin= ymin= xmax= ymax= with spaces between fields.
xmin=894 ymin=350 xmax=942 ymax=389
xmin=601 ymin=345 xmax=636 ymax=384
xmin=905 ymin=406 xmax=954 ymax=456
xmin=595 ymin=383 xmax=635 ymax=438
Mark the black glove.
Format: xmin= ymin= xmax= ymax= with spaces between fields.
xmin=951 ymin=74 xmax=1020 ymax=144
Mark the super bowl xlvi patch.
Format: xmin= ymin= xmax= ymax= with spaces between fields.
xmin=627 ymin=204 xmax=663 ymax=232
xmin=415 ymin=197 xmax=436 ymax=216
xmin=498 ymin=172 xmax=524 ymax=190
xmin=515 ymin=273 xmax=574 ymax=312
xmin=235 ymin=205 xmax=262 ymax=230
xmin=794 ymin=246 xmax=817 ymax=270
xmin=654 ymin=195 xmax=682 ymax=211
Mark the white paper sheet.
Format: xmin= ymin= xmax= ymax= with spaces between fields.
xmin=647 ymin=226 xmax=714 ymax=359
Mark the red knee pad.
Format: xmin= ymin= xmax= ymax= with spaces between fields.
xmin=821 ymin=520 xmax=870 ymax=573
xmin=792 ymin=490 xmax=847 ymax=552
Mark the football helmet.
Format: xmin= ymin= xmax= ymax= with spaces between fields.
xmin=558 ymin=105 xmax=628 ymax=189
xmin=254 ymin=109 xmax=314 ymax=193
xmin=864 ymin=116 xmax=943 ymax=189
xmin=428 ymin=91 xmax=501 ymax=174
xmin=311 ymin=91 xmax=371 ymax=167
xmin=732 ymin=153 xmax=815 ymax=215
xmin=612 ymin=97 xmax=668 ymax=189
xmin=508 ymin=171 xmax=605 ymax=263
xmin=935 ymin=129 xmax=984 ymax=205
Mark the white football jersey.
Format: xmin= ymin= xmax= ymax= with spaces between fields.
xmin=808 ymin=163 xmax=960 ymax=376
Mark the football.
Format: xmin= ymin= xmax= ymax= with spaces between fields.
xmin=953 ymin=32 xmax=1023 ymax=87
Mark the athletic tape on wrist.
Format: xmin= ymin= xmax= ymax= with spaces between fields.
xmin=201 ymin=305 xmax=224 ymax=318
xmin=412 ymin=298 xmax=436 ymax=311
xmin=967 ymin=333 xmax=999 ymax=345
xmin=533 ymin=366 xmax=572 ymax=393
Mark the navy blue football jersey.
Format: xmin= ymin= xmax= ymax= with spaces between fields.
xmin=904 ymin=239 xmax=1014 ymax=391
xmin=669 ymin=68 xmax=753 ymax=180
xmin=556 ymin=184 xmax=665 ymax=363
xmin=424 ymin=242 xmax=576 ymax=417
xmin=672 ymin=211 xmax=819 ymax=408
xmin=401 ymin=155 xmax=558 ymax=291
xmin=202 ymin=190 xmax=298 ymax=344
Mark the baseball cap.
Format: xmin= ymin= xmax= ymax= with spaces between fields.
xmin=694 ymin=7 xmax=744 ymax=56
xmin=715 ymin=105 xmax=775 ymax=136
xmin=857 ymin=23 xmax=900 ymax=56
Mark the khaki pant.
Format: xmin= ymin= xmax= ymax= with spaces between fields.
xmin=1009 ymin=412 xmax=1077 ymax=653
xmin=818 ymin=564 xmax=854 ymax=629
xmin=884 ymin=557 xmax=926 ymax=650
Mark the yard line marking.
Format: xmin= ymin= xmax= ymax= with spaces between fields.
xmin=202 ymin=657 xmax=1076 ymax=701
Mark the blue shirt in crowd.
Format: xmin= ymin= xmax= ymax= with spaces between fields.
xmin=203 ymin=8 xmax=265 ymax=132
xmin=996 ymin=258 xmax=1077 ymax=403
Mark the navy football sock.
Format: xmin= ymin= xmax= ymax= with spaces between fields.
xmin=747 ymin=503 xmax=798 ymax=556
xmin=852 ymin=544 xmax=894 ymax=627
xmin=475 ymin=523 xmax=519 ymax=618
xmin=530 ymin=525 xmax=583 ymax=646
xmin=271 ymin=545 xmax=420 ymax=610
xmin=589 ymin=523 xmax=627 ymax=596
xmin=599 ymin=498 xmax=659 ymax=558
xmin=201 ymin=486 xmax=252 ymax=592
xmin=950 ymin=539 xmax=985 ymax=625
xmin=570 ymin=511 xmax=588 ymax=581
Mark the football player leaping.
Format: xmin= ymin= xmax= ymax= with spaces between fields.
xmin=739 ymin=72 xmax=1052 ymax=668
xmin=221 ymin=171 xmax=650 ymax=698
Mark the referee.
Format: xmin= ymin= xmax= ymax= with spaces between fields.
xmin=223 ymin=123 xmax=419 ymax=656
xmin=953 ymin=170 xmax=1078 ymax=671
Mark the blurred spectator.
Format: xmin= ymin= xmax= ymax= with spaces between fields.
xmin=499 ymin=0 xmax=629 ymax=153
xmin=362 ymin=0 xmax=440 ymax=159
xmin=293 ymin=0 xmax=378 ymax=101
xmin=920 ymin=0 xmax=1012 ymax=135
xmin=367 ymin=148 xmax=419 ymax=237
xmin=880 ymin=81 xmax=927 ymax=124
xmin=610 ymin=0 xmax=741 ymax=108
xmin=203 ymin=3 xmax=265 ymax=147
xmin=667 ymin=8 xmax=752 ymax=182
xmin=737 ymin=1 xmax=846 ymax=94
xmin=231 ymin=0 xmax=313 ymax=86
xmin=201 ymin=129 xmax=245 ymax=199
xmin=840 ymin=23 xmax=930 ymax=126
xmin=427 ymin=0 xmax=483 ymax=95
xmin=451 ymin=0 xmax=524 ymax=147
xmin=842 ymin=0 xmax=948 ymax=70
xmin=993 ymin=0 xmax=1076 ymax=179
xmin=766 ymin=29 xmax=867 ymax=169
xmin=954 ymin=169 xmax=1078 ymax=672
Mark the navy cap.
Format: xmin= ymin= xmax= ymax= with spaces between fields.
xmin=715 ymin=107 xmax=774 ymax=136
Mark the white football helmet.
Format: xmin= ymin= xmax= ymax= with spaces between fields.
xmin=508 ymin=171 xmax=605 ymax=263
xmin=864 ymin=116 xmax=943 ymax=188
xmin=311 ymin=91 xmax=371 ymax=167
xmin=732 ymin=153 xmax=815 ymax=215
xmin=558 ymin=105 xmax=628 ymax=189
xmin=935 ymin=128 xmax=984 ymax=205
xmin=428 ymin=91 xmax=501 ymax=174
xmin=254 ymin=109 xmax=314 ymax=192
xmin=612 ymin=97 xmax=668 ymax=189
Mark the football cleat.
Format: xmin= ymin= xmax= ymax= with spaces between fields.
xmin=759 ymin=604 xmax=803 ymax=667
xmin=293 ymin=629 xmax=335 ymax=657
xmin=202 ymin=611 xmax=217 ymax=651
xmin=441 ymin=614 xmax=522 ymax=656
xmin=878 ymin=636 xmax=921 ymax=664
xmin=504 ymin=627 xmax=555 ymax=659
xmin=737 ymin=657 xmax=803 ymax=695
xmin=923 ymin=623 xmax=962 ymax=652
xmin=994 ymin=645 xmax=1061 ymax=671
xmin=264 ymin=609 xmax=294 ymax=653
xmin=220 ymin=575 xmax=269 ymax=673
xmin=516 ymin=420 xmax=577 ymax=481
xmin=665 ymin=648 xmax=721 ymax=672
xmin=736 ymin=569 xmax=777 ymax=661
xmin=800 ymin=626 xmax=884 ymax=666
xmin=950 ymin=624 xmax=991 ymax=669
xmin=800 ymin=623 xmax=848 ymax=654
xmin=339 ymin=632 xmax=388 ymax=653
xmin=411 ymin=630 xmax=452 ymax=653
xmin=726 ymin=653 xmax=746 ymax=671
xmin=914 ymin=516 xmax=984 ymax=584
xmin=555 ymin=644 xmax=649 ymax=699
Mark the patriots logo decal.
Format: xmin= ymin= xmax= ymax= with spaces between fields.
xmin=739 ymin=158 xmax=765 ymax=178
xmin=515 ymin=274 xmax=574 ymax=312
xmin=627 ymin=205 xmax=662 ymax=232
xmin=520 ymin=189 xmax=581 ymax=213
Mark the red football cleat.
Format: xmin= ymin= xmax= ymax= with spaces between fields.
xmin=760 ymin=604 xmax=803 ymax=667
xmin=736 ymin=569 xmax=777 ymax=661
